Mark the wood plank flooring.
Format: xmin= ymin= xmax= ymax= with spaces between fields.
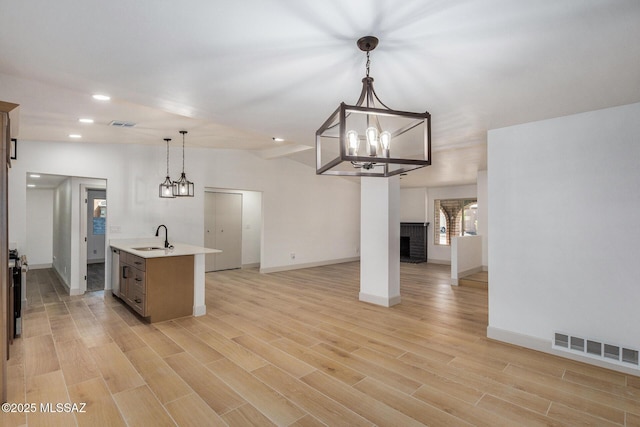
xmin=458 ymin=271 xmax=488 ymax=290
xmin=3 ymin=263 xmax=639 ymax=426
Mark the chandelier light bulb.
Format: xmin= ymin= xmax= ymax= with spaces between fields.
xmin=380 ymin=131 xmax=391 ymax=157
xmin=366 ymin=127 xmax=379 ymax=156
xmin=347 ymin=130 xmax=359 ymax=156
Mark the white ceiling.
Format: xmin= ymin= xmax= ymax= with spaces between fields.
xmin=1 ymin=0 xmax=639 ymax=187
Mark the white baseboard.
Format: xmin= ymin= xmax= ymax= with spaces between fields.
xmin=52 ymin=267 xmax=70 ymax=292
xmin=458 ymin=266 xmax=483 ymax=278
xmin=193 ymin=305 xmax=206 ymax=317
xmin=29 ymin=263 xmax=52 ymax=270
xmin=242 ymin=263 xmax=260 ymax=269
xmin=359 ymin=292 xmax=401 ymax=307
xmin=260 ymin=257 xmax=359 ymax=274
xmin=452 ymin=266 xmax=483 ymax=285
xmin=487 ymin=326 xmax=640 ymax=376
xmin=427 ymin=258 xmax=451 ymax=265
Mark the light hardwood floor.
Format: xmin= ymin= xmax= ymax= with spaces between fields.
xmin=3 ymin=263 xmax=640 ymax=426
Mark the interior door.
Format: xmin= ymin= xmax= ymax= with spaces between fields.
xmin=205 ymin=192 xmax=242 ymax=271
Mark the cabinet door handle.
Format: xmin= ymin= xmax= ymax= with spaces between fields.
xmin=134 ymin=298 xmax=142 ymax=303
xmin=135 ymin=278 xmax=142 ymax=282
xmin=134 ymin=261 xmax=142 ymax=265
xmin=122 ymin=266 xmax=129 ymax=279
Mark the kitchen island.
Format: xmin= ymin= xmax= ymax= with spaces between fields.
xmin=110 ymin=239 xmax=220 ymax=322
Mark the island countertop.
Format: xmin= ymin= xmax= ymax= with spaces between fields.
xmin=110 ymin=238 xmax=221 ymax=259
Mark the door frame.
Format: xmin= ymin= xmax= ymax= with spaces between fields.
xmin=79 ymin=183 xmax=107 ymax=293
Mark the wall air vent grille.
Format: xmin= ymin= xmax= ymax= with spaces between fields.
xmin=554 ymin=331 xmax=639 ymax=370
xmin=109 ymin=120 xmax=136 ymax=127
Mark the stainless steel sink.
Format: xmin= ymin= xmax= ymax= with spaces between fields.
xmin=132 ymin=246 xmax=164 ymax=251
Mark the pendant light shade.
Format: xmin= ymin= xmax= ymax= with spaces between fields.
xmin=159 ymin=138 xmax=175 ymax=198
xmin=172 ymin=130 xmax=194 ymax=197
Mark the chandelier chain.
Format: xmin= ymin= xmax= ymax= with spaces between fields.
xmin=181 ymin=132 xmax=186 ymax=173
xmin=366 ymin=51 xmax=371 ymax=77
xmin=166 ymin=140 xmax=170 ymax=175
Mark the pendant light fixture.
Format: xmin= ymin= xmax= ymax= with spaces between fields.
xmin=159 ymin=138 xmax=175 ymax=198
xmin=316 ymin=36 xmax=431 ymax=177
xmin=172 ymin=130 xmax=195 ymax=197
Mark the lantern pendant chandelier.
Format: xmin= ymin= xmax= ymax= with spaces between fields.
xmin=172 ymin=130 xmax=195 ymax=197
xmin=316 ymin=36 xmax=431 ymax=177
xmin=159 ymin=138 xmax=175 ymax=198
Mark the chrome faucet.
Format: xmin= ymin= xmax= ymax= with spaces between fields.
xmin=155 ymin=224 xmax=170 ymax=248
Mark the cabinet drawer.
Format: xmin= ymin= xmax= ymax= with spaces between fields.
xmin=129 ymin=287 xmax=146 ymax=316
xmin=125 ymin=252 xmax=146 ymax=271
xmin=131 ymin=270 xmax=146 ymax=294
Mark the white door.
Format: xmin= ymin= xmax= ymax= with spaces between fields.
xmin=204 ymin=192 xmax=242 ymax=271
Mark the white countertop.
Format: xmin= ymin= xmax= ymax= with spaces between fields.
xmin=110 ymin=238 xmax=221 ymax=259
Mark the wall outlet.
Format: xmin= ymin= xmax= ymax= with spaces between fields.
xmin=110 ymin=225 xmax=121 ymax=233
xmin=290 ymin=252 xmax=296 ymax=260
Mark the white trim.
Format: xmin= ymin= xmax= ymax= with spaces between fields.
xmin=242 ymin=263 xmax=260 ymax=269
xmin=29 ymin=263 xmax=52 ymax=270
xmin=427 ymin=258 xmax=451 ymax=265
xmin=487 ymin=326 xmax=640 ymax=376
xmin=458 ymin=266 xmax=483 ymax=278
xmin=193 ymin=305 xmax=206 ymax=317
xmin=259 ymin=257 xmax=359 ymax=274
xmin=452 ymin=266 xmax=483 ymax=285
xmin=359 ymin=292 xmax=401 ymax=307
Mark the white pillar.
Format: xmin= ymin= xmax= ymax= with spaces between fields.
xmin=359 ymin=176 xmax=401 ymax=307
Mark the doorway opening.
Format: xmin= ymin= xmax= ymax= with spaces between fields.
xmin=25 ymin=174 xmax=107 ymax=295
xmin=86 ymin=189 xmax=106 ymax=291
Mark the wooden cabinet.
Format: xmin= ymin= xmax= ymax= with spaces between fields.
xmin=119 ymin=252 xmax=194 ymax=322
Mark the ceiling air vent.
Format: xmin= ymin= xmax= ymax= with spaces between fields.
xmin=109 ymin=120 xmax=136 ymax=128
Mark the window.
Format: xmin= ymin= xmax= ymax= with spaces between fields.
xmin=433 ymin=198 xmax=477 ymax=245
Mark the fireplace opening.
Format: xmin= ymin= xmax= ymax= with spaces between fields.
xmin=400 ymin=236 xmax=410 ymax=258
xmin=400 ymin=222 xmax=429 ymax=263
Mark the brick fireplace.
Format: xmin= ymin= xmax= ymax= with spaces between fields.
xmin=400 ymin=222 xmax=429 ymax=263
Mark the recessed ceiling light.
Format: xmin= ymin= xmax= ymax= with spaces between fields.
xmin=29 ymin=174 xmax=40 ymax=178
xmin=78 ymin=118 xmax=94 ymax=124
xmin=27 ymin=184 xmax=36 ymax=188
xmin=92 ymin=94 xmax=110 ymax=101
xmin=69 ymin=134 xmax=82 ymax=139
xmin=272 ymin=137 xmax=285 ymax=142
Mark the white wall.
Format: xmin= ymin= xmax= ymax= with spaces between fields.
xmin=451 ymin=235 xmax=483 ymax=285
xmin=426 ymin=184 xmax=477 ymax=263
xmin=9 ymin=140 xmax=360 ymax=289
xmin=26 ymin=188 xmax=53 ymax=268
xmin=488 ymin=102 xmax=640 ymax=369
xmin=477 ymin=170 xmax=488 ymax=269
xmin=400 ymin=187 xmax=427 ymax=222
xmin=52 ymin=178 xmax=72 ymax=285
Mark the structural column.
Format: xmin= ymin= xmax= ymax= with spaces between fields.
xmin=359 ymin=176 xmax=401 ymax=307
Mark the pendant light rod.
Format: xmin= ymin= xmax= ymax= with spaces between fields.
xmin=172 ymin=130 xmax=195 ymax=197
xmin=159 ymin=137 xmax=175 ymax=198
xmin=164 ymin=138 xmax=171 ymax=175
xmin=179 ymin=130 xmax=187 ymax=173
